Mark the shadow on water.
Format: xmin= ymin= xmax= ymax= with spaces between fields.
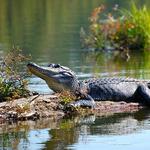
xmin=1 ymin=108 xmax=150 ymax=149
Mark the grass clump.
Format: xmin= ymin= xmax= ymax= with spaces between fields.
xmin=0 ymin=47 xmax=30 ymax=101
xmin=81 ymin=3 xmax=150 ymax=51
xmin=60 ymin=91 xmax=76 ymax=105
xmin=15 ymin=103 xmax=30 ymax=113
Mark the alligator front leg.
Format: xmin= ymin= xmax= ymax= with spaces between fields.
xmin=68 ymin=95 xmax=95 ymax=109
xmin=133 ymin=84 xmax=150 ymax=105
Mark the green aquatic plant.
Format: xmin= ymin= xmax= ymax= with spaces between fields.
xmin=81 ymin=3 xmax=150 ymax=51
xmin=0 ymin=47 xmax=30 ymax=101
xmin=112 ymin=3 xmax=150 ymax=50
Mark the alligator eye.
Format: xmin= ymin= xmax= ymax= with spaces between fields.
xmin=54 ymin=64 xmax=60 ymax=68
xmin=48 ymin=63 xmax=60 ymax=68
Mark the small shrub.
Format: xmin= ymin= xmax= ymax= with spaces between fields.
xmin=0 ymin=47 xmax=30 ymax=101
xmin=81 ymin=3 xmax=150 ymax=51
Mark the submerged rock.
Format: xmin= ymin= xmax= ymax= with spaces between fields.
xmin=0 ymin=94 xmax=144 ymax=123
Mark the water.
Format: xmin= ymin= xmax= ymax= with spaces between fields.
xmin=1 ymin=0 xmax=150 ymax=149
xmin=1 ymin=110 xmax=150 ymax=150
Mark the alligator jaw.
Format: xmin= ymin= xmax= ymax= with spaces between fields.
xmin=27 ymin=62 xmax=57 ymax=80
xmin=27 ymin=62 xmax=78 ymax=93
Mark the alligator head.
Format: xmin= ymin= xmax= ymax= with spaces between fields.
xmin=27 ymin=62 xmax=79 ymax=93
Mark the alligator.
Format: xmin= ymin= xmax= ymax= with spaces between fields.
xmin=27 ymin=62 xmax=150 ymax=108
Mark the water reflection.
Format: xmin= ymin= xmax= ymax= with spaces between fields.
xmin=84 ymin=50 xmax=150 ymax=79
xmin=0 ymin=109 xmax=150 ymax=150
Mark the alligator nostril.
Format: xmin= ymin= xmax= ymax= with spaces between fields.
xmin=27 ymin=62 xmax=35 ymax=67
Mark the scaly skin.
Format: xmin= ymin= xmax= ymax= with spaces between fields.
xmin=27 ymin=62 xmax=150 ymax=107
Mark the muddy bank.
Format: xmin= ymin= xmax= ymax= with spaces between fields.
xmin=0 ymin=94 xmax=144 ymax=123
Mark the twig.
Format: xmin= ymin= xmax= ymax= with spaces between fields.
xmin=29 ymin=94 xmax=40 ymax=103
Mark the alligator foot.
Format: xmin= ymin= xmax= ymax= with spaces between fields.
xmin=64 ymin=100 xmax=95 ymax=113
xmin=68 ymin=99 xmax=96 ymax=109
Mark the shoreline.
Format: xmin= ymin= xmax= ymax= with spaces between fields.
xmin=0 ymin=94 xmax=144 ymax=123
